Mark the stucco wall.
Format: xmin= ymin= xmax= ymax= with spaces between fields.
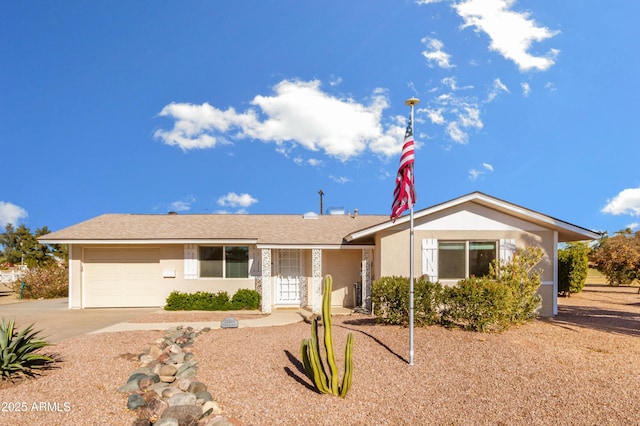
xmin=322 ymin=250 xmax=362 ymax=307
xmin=373 ymin=204 xmax=559 ymax=316
xmin=69 ymin=244 xmax=257 ymax=309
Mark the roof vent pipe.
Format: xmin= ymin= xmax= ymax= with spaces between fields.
xmin=353 ymin=208 xmax=359 ymax=218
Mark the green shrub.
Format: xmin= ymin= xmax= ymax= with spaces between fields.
xmin=230 ymin=288 xmax=261 ymax=310
xmin=12 ymin=263 xmax=68 ymax=299
xmin=372 ymin=246 xmax=544 ymax=332
xmin=372 ymin=276 xmax=410 ymax=325
xmin=372 ymin=276 xmax=443 ymax=326
xmin=440 ymin=277 xmax=513 ymax=332
xmin=558 ymin=242 xmax=589 ymax=296
xmin=414 ymin=278 xmax=445 ymax=326
xmin=0 ymin=319 xmax=54 ymax=380
xmin=165 ymin=288 xmax=260 ymax=311
xmin=493 ymin=247 xmax=543 ymax=324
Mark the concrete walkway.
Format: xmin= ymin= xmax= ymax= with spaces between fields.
xmin=91 ymin=309 xmax=308 ymax=334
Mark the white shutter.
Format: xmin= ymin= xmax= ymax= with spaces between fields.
xmin=499 ymin=239 xmax=516 ymax=264
xmin=184 ymin=244 xmax=198 ymax=279
xmin=249 ymin=246 xmax=261 ymax=277
xmin=421 ymin=238 xmax=438 ymax=282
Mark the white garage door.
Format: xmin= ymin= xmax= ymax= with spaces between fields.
xmin=83 ymin=248 xmax=161 ymax=308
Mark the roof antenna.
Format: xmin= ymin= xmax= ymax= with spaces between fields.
xmin=318 ymin=189 xmax=324 ymax=215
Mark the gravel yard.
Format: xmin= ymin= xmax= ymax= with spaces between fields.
xmin=1 ymin=284 xmax=639 ymax=425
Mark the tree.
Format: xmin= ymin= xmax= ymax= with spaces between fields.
xmin=0 ymin=224 xmax=66 ymax=267
xmin=591 ymin=229 xmax=640 ymax=289
xmin=558 ymin=242 xmax=589 ymax=296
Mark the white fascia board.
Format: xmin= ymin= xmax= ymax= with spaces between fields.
xmin=256 ymin=244 xmax=375 ymax=250
xmin=39 ymin=239 xmax=259 ymax=245
xmin=474 ymin=196 xmax=600 ymax=240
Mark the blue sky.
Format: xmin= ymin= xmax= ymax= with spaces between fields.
xmin=1 ymin=1 xmax=639 ymax=236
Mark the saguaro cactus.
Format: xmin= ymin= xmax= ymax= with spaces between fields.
xmin=300 ymin=274 xmax=354 ymax=398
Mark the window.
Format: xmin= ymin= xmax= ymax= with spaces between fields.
xmin=438 ymin=241 xmax=496 ymax=279
xmin=199 ymin=246 xmax=249 ymax=278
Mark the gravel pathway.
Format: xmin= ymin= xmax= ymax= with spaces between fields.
xmin=0 ymin=285 xmax=638 ymax=425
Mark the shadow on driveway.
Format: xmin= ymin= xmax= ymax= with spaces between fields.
xmin=0 ymin=298 xmax=158 ymax=343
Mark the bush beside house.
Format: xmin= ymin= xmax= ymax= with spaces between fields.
xmin=165 ymin=289 xmax=261 ymax=311
xmin=372 ymin=246 xmax=544 ymax=332
xmin=558 ymin=242 xmax=589 ymax=296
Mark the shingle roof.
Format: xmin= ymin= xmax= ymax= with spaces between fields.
xmin=38 ymin=213 xmax=389 ymax=246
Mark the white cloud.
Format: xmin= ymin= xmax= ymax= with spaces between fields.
xmin=627 ymin=222 xmax=639 ymax=231
xmin=170 ymin=201 xmax=191 ymax=212
xmin=421 ymin=37 xmax=455 ymax=69
xmin=486 ymin=78 xmax=509 ymax=102
xmin=0 ymin=201 xmax=28 ymax=227
xmin=468 ymin=169 xmax=482 ymax=181
xmin=521 ymin=82 xmax=531 ymax=96
xmin=469 ymin=162 xmax=494 ymax=181
xmin=453 ymin=0 xmax=560 ymax=72
xmin=329 ymin=76 xmax=343 ymax=86
xmin=416 ymin=0 xmax=444 ymax=4
xmin=330 ymin=175 xmax=351 ymax=184
xmin=156 ymin=80 xmax=403 ymax=161
xmin=217 ymin=192 xmax=258 ymax=208
xmin=441 ymin=77 xmax=473 ymax=91
xmin=154 ymin=103 xmax=252 ymax=150
xmin=602 ymin=188 xmax=640 ymax=216
xmin=420 ymin=76 xmax=485 ymax=145
xmin=425 ymin=108 xmax=446 ymax=125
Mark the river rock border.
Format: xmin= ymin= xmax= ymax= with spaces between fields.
xmin=118 ymin=325 xmax=237 ymax=426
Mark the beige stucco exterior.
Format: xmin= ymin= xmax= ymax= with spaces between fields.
xmin=361 ymin=202 xmax=578 ymax=317
xmin=69 ymin=244 xmax=256 ymax=309
xmin=68 ymin=243 xmax=365 ymax=311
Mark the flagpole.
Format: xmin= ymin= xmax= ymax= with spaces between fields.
xmin=406 ymin=97 xmax=419 ymax=366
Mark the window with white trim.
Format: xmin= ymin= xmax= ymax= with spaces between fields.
xmin=199 ymin=246 xmax=249 ymax=278
xmin=438 ymin=241 xmax=497 ymax=279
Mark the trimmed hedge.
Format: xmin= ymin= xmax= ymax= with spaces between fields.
xmin=372 ymin=276 xmax=443 ymax=326
xmin=165 ymin=288 xmax=261 ymax=311
xmin=372 ymin=246 xmax=544 ymax=332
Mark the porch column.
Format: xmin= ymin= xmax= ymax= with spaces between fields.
xmin=311 ymin=248 xmax=322 ymax=313
xmin=261 ymin=248 xmax=272 ymax=313
xmin=362 ymin=248 xmax=373 ymax=312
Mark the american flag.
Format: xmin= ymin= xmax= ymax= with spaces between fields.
xmin=391 ymin=114 xmax=416 ymax=221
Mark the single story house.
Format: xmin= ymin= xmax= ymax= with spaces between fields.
xmin=39 ymin=192 xmax=600 ymax=316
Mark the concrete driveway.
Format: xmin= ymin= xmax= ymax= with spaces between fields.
xmin=0 ymin=297 xmax=157 ymax=343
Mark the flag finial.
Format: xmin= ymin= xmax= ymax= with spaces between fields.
xmin=405 ymin=97 xmax=420 ymax=107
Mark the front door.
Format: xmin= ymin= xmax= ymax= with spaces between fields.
xmin=275 ymin=249 xmax=302 ymax=305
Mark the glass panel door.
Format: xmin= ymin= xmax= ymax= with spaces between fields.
xmin=275 ymin=249 xmax=302 ymax=304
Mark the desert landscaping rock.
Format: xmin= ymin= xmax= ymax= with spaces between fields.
xmin=127 ymin=393 xmax=147 ymax=410
xmin=187 ymin=381 xmax=207 ymax=393
xmin=159 ymin=364 xmax=177 ymax=376
xmin=161 ymin=404 xmax=202 ymax=425
xmin=119 ymin=325 xmax=236 ymax=425
xmin=196 ymin=390 xmax=213 ymax=403
xmin=202 ymin=401 xmax=223 ymax=416
xmin=153 ymin=418 xmax=179 ymax=426
xmin=167 ymin=392 xmax=196 ymax=406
